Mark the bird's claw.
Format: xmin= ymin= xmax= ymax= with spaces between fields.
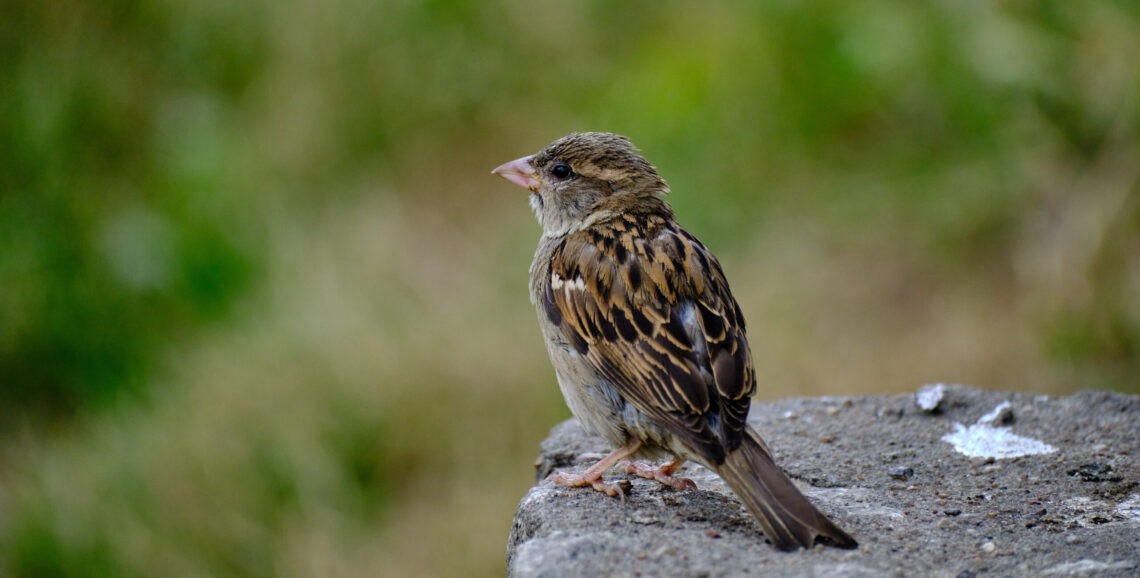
xmin=621 ymin=460 xmax=697 ymax=491
xmin=548 ymin=470 xmax=632 ymax=497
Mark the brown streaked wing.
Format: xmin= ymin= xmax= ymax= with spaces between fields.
xmin=547 ymin=217 xmax=755 ymax=464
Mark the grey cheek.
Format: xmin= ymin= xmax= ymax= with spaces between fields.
xmin=575 ymin=193 xmax=598 ymax=211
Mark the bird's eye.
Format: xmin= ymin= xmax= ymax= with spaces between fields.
xmin=550 ymin=163 xmax=573 ymax=180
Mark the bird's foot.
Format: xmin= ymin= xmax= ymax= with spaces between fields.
xmin=620 ymin=459 xmax=697 ymax=491
xmin=546 ymin=440 xmax=642 ymax=498
xmin=549 ymin=470 xmax=632 ymax=497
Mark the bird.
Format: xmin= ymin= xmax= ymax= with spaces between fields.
xmin=492 ymin=132 xmax=857 ymax=551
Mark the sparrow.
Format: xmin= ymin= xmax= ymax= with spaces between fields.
xmin=492 ymin=132 xmax=857 ymax=551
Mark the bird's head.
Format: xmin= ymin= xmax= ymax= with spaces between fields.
xmin=492 ymin=132 xmax=669 ymax=236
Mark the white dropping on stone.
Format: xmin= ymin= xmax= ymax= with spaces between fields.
xmin=1117 ymin=494 xmax=1140 ymax=523
xmin=916 ymin=383 xmax=947 ymax=412
xmin=978 ymin=401 xmax=1013 ymax=425
xmin=942 ymin=424 xmax=1056 ymax=459
xmin=941 ymin=402 xmax=1057 ymax=459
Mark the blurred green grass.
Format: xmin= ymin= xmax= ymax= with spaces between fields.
xmin=1 ymin=1 xmax=1138 ymax=576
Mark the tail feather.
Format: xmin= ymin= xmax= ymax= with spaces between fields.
xmin=714 ymin=431 xmax=857 ymax=551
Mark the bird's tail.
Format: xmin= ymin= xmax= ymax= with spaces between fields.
xmin=713 ymin=430 xmax=857 ymax=551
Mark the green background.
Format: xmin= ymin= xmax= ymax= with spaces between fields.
xmin=2 ymin=1 xmax=1138 ymax=576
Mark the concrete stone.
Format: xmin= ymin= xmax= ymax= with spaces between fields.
xmin=508 ymin=386 xmax=1138 ymax=577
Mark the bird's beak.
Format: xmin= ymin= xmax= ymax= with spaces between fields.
xmin=491 ymin=155 xmax=539 ymax=192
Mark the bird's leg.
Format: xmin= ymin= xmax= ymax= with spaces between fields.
xmin=620 ymin=457 xmax=697 ymax=491
xmin=548 ymin=439 xmax=642 ymax=497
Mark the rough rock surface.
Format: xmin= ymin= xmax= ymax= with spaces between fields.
xmin=507 ymin=386 xmax=1139 ymax=577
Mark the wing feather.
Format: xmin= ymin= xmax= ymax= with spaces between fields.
xmin=548 ymin=214 xmax=755 ymax=463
